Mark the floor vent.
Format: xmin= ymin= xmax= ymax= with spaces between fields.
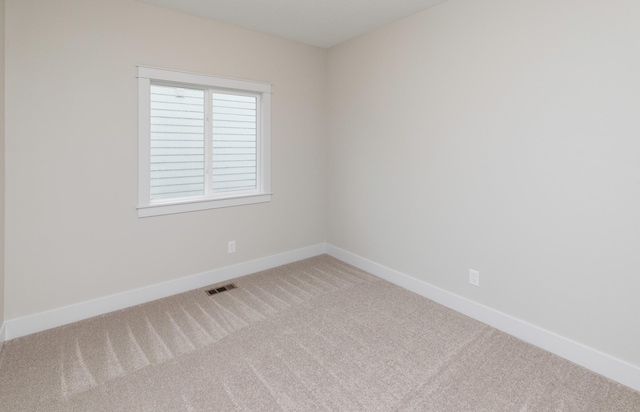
xmin=206 ymin=283 xmax=237 ymax=296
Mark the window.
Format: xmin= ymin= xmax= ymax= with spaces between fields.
xmin=137 ymin=66 xmax=272 ymax=217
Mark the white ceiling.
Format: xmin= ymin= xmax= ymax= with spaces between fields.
xmin=137 ymin=0 xmax=449 ymax=48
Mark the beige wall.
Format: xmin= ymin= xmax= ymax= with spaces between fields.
xmin=5 ymin=0 xmax=326 ymax=319
xmin=5 ymin=0 xmax=640 ymax=373
xmin=0 ymin=0 xmax=5 ymax=332
xmin=327 ymin=0 xmax=640 ymax=367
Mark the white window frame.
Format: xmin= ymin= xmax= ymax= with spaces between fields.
xmin=137 ymin=66 xmax=272 ymax=218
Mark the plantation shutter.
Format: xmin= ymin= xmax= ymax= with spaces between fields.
xmin=149 ymin=85 xmax=205 ymax=201
xmin=212 ymin=93 xmax=258 ymax=193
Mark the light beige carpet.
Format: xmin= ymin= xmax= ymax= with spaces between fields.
xmin=0 ymin=255 xmax=638 ymax=411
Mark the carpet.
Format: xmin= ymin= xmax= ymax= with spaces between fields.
xmin=0 ymin=255 xmax=638 ymax=411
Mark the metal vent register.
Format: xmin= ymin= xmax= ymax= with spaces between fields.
xmin=206 ymin=283 xmax=237 ymax=296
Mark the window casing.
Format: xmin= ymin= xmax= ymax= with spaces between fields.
xmin=138 ymin=67 xmax=272 ymax=217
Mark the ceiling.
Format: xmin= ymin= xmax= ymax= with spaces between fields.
xmin=137 ymin=0 xmax=449 ymax=48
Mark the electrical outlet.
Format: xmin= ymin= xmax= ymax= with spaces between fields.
xmin=227 ymin=241 xmax=236 ymax=254
xmin=469 ymin=269 xmax=480 ymax=287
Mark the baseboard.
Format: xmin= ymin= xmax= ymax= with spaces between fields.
xmin=6 ymin=242 xmax=639 ymax=392
xmin=326 ymin=244 xmax=640 ymax=393
xmin=5 ymin=243 xmax=326 ymax=341
xmin=0 ymin=321 xmax=5 ymax=346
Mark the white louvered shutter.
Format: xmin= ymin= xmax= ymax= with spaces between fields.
xmin=149 ymin=85 xmax=205 ymax=201
xmin=212 ymin=93 xmax=258 ymax=193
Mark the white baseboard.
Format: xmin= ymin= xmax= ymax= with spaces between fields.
xmin=0 ymin=321 xmax=5 ymax=345
xmin=326 ymin=244 xmax=640 ymax=393
xmin=5 ymin=242 xmax=639 ymax=392
xmin=5 ymin=244 xmax=326 ymax=341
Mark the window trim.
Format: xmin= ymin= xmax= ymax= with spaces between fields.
xmin=137 ymin=66 xmax=272 ymax=218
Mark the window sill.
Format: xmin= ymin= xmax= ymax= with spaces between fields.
xmin=137 ymin=193 xmax=272 ymax=218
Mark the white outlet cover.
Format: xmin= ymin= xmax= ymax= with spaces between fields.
xmin=469 ymin=269 xmax=480 ymax=287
